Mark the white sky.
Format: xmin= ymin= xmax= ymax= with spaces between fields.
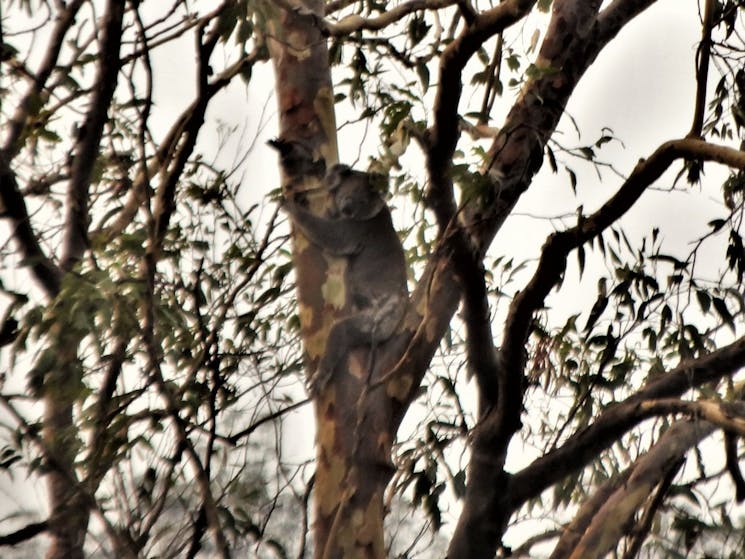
xmin=1 ymin=0 xmax=739 ymax=555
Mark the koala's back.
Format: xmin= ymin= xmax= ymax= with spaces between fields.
xmin=346 ymin=208 xmax=407 ymax=307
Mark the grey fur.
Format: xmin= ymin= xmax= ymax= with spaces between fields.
xmin=283 ymin=164 xmax=408 ymax=392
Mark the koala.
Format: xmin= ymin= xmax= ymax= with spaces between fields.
xmin=283 ymin=164 xmax=408 ymax=392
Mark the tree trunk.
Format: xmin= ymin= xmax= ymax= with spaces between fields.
xmin=267 ymin=4 xmax=392 ymax=557
xmin=43 ymin=325 xmax=89 ymax=559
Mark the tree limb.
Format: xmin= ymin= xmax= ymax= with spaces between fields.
xmin=102 ymin=46 xmax=264 ymax=245
xmin=61 ymin=0 xmax=125 ymax=270
xmin=0 ymin=157 xmax=62 ymax=297
xmin=324 ymin=0 xmax=456 ymax=35
xmin=509 ymin=333 xmax=745 ymax=507
xmin=565 ymin=420 xmax=714 ymax=559
xmin=426 ymin=0 xmax=537 ymax=231
xmin=0 ymin=521 xmax=48 ymax=546
xmin=619 ymin=459 xmax=683 ymax=559
xmin=501 ymin=139 xmax=745 ymax=379
xmin=2 ymin=0 xmax=85 ymax=158
xmin=638 ymin=399 xmax=745 ymax=438
xmin=688 ymin=0 xmax=715 ymax=138
xmin=393 ymin=0 xmax=662 ymax=410
xmin=549 ymin=468 xmax=633 ymax=559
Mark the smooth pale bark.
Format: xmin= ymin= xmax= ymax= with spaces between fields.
xmin=567 ymin=420 xmax=715 ymax=559
xmin=267 ymin=4 xmax=396 ymax=558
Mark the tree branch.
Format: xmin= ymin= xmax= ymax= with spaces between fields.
xmin=426 ymin=0 xmax=537 ymax=231
xmin=324 ymin=0 xmax=456 ymax=35
xmin=509 ymin=332 xmax=745 ymax=507
xmin=392 ymin=0 xmax=663 ymax=412
xmin=638 ymin=399 xmax=745 ymax=438
xmin=0 ymin=521 xmax=48 ymax=546
xmin=501 ymin=139 xmax=745 ymax=377
xmin=61 ymin=0 xmax=125 ymax=270
xmin=548 ymin=468 xmax=633 ymax=559
xmin=688 ymin=0 xmax=715 ymax=138
xmin=565 ymin=420 xmax=713 ymax=559
xmin=619 ymin=459 xmax=682 ymax=559
xmin=103 ymin=46 xmax=264 ymax=247
xmin=0 ymin=158 xmax=62 ymax=297
xmin=2 ymin=0 xmax=85 ymax=158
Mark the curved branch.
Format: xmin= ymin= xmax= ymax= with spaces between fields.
xmin=100 ymin=47 xmax=264 ymax=244
xmin=502 ymin=139 xmax=745 ymax=372
xmin=565 ymin=420 xmax=714 ymax=559
xmin=509 ymin=332 xmax=745 ymax=507
xmin=0 ymin=159 xmax=62 ymax=297
xmin=226 ymin=398 xmax=310 ymax=445
xmin=639 ymin=399 xmax=745 ymax=437
xmin=325 ymin=0 xmax=456 ymax=35
xmin=61 ymin=0 xmax=125 ymax=270
xmin=394 ymin=0 xmax=666 ymax=410
xmin=426 ymin=0 xmax=537 ymax=230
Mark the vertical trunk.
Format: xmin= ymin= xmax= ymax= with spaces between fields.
xmin=267 ymin=4 xmax=390 ymax=557
xmin=43 ymin=326 xmax=88 ymax=559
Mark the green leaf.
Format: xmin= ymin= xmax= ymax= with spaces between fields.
xmin=577 ymin=245 xmax=585 ymax=278
xmin=416 ymin=61 xmax=430 ymax=91
xmin=566 ymin=167 xmax=577 ymax=193
xmin=696 ymin=290 xmax=711 ymax=313
xmin=506 ymin=54 xmax=520 ymax=71
xmin=713 ymin=296 xmax=736 ymax=333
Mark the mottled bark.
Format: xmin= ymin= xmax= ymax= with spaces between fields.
xmin=267 ymin=4 xmax=395 ymax=557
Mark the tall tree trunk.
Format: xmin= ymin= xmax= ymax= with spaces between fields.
xmin=267 ymin=4 xmax=386 ymax=557
xmin=43 ymin=326 xmax=88 ymax=559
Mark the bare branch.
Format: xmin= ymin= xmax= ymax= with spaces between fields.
xmin=0 ymin=521 xmax=48 ymax=546
xmin=688 ymin=0 xmax=715 ymax=138
xmin=638 ymin=399 xmax=745 ymax=438
xmin=619 ymin=460 xmax=683 ymax=559
xmin=324 ymin=0 xmax=456 ymax=35
xmin=102 ymin=47 xmax=264 ymax=245
xmin=2 ymin=0 xmax=85 ymax=158
xmin=548 ymin=469 xmax=633 ymax=559
xmin=227 ymin=398 xmax=310 ymax=445
xmin=0 ymin=158 xmax=63 ymax=297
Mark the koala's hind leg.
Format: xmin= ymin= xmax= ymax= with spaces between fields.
xmin=310 ymin=305 xmax=404 ymax=394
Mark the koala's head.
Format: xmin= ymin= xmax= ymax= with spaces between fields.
xmin=325 ymin=164 xmax=386 ymax=220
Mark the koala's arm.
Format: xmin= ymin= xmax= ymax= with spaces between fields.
xmin=310 ymin=293 xmax=406 ymax=393
xmin=283 ymin=197 xmax=364 ymax=256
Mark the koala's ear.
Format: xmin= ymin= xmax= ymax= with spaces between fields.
xmin=326 ymin=163 xmax=352 ymax=178
xmin=324 ymin=163 xmax=350 ymax=190
xmin=367 ymin=172 xmax=389 ymax=194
